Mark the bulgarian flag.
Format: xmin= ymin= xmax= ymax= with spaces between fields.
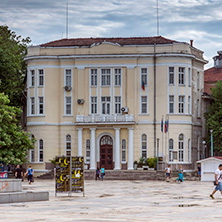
xmin=141 ymin=81 xmax=145 ymax=90
xmin=164 ymin=118 xmax=169 ymax=133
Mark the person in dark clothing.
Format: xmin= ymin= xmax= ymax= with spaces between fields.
xmin=15 ymin=165 xmax=23 ymax=180
xmin=95 ymin=167 xmax=100 ymax=181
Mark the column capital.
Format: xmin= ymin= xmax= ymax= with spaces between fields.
xmin=76 ymin=128 xmax=83 ymax=131
xmin=114 ymin=128 xmax=120 ymax=131
xmin=128 ymin=127 xmax=134 ymax=130
xmin=90 ymin=128 xmax=96 ymax=131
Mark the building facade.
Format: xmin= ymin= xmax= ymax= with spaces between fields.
xmin=25 ymin=36 xmax=207 ymax=174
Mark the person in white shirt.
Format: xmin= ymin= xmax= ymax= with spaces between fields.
xmin=165 ymin=164 xmax=171 ymax=182
xmin=210 ymin=164 xmax=222 ymax=199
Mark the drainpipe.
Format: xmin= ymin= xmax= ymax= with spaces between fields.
xmin=154 ymin=43 xmax=157 ymax=158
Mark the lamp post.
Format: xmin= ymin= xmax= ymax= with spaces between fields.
xmin=202 ymin=141 xmax=206 ymax=159
xmin=210 ymin=130 xmax=213 ymax=157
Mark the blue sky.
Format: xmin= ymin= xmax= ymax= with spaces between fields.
xmin=1 ymin=0 xmax=222 ymax=69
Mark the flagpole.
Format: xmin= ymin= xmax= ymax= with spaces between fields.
xmin=165 ymin=115 xmax=167 ymax=168
xmin=161 ymin=115 xmax=164 ymax=170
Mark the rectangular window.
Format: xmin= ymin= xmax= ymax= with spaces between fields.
xmin=30 ymin=97 xmax=35 ymax=115
xmin=188 ymin=96 xmax=191 ymax=114
xmin=169 ymin=95 xmax=174 ymax=113
xmin=39 ymin=140 xmax=43 ymax=162
xmin=114 ymin=69 xmax=121 ymax=86
xmin=179 ymin=142 xmax=184 ymax=162
xmin=86 ymin=139 xmax=90 ymax=163
xmin=38 ymin=69 xmax=44 ymax=86
xmin=141 ymin=96 xmax=147 ymax=114
xmin=115 ymin=96 xmax=121 ymax=114
xmin=31 ymin=70 xmax=35 ymax=87
xmin=141 ymin=134 xmax=147 ymax=158
xmin=141 ymin=68 xmax=147 ymax=86
xmin=178 ymin=96 xmax=185 ymax=113
xmin=91 ymin=97 xmax=97 ymax=114
xmin=65 ymin=96 xmax=71 ymax=115
xmin=65 ymin=69 xmax=71 ymax=87
xmin=178 ymin=67 xmax=185 ymax=85
xmin=30 ymin=149 xmax=35 ymax=162
xmin=91 ymin=69 xmax=97 ymax=86
xmin=66 ymin=135 xmax=71 ymax=156
xmin=101 ymin=69 xmax=111 ymax=86
xmin=101 ymin=96 xmax=111 ymax=114
xmin=121 ymin=139 xmax=126 ymax=162
xmin=169 ymin=67 xmax=174 ymax=85
xmin=188 ymin=68 xmax=191 ymax=86
xmin=39 ymin=97 xmax=44 ymax=114
xmin=197 ymin=71 xmax=200 ymax=90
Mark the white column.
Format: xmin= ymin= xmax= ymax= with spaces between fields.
xmin=77 ymin=128 xmax=83 ymax=156
xmin=128 ymin=128 xmax=134 ymax=170
xmin=90 ymin=128 xmax=96 ymax=170
xmin=114 ymin=128 xmax=120 ymax=170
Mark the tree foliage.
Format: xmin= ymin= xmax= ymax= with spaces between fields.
xmin=0 ymin=93 xmax=35 ymax=165
xmin=0 ymin=25 xmax=31 ymax=107
xmin=204 ymin=81 xmax=222 ymax=152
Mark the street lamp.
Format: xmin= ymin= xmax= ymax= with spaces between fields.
xmin=202 ymin=141 xmax=206 ymax=159
xmin=210 ymin=130 xmax=213 ymax=157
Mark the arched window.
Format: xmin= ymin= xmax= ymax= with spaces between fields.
xmin=169 ymin=139 xmax=174 ymax=162
xmin=85 ymin=139 xmax=90 ymax=163
xmin=30 ymin=134 xmax=35 ymax=162
xmin=178 ymin=134 xmax=184 ymax=162
xmin=188 ymin=139 xmax=191 ymax=162
xmin=141 ymin=134 xmax=147 ymax=158
xmin=121 ymin=139 xmax=126 ymax=162
xmin=39 ymin=139 xmax=43 ymax=162
xmin=66 ymin=134 xmax=71 ymax=156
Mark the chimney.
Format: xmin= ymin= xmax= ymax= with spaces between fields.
xmin=190 ymin=40 xmax=193 ymax=47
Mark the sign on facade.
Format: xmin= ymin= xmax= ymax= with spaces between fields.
xmin=55 ymin=156 xmax=84 ymax=197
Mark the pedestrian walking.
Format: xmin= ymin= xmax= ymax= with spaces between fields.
xmin=165 ymin=164 xmax=171 ymax=182
xmin=15 ymin=165 xmax=23 ymax=181
xmin=95 ymin=167 xmax=100 ymax=181
xmin=26 ymin=165 xmax=34 ymax=185
xmin=197 ymin=163 xmax=201 ymax=180
xmin=101 ymin=166 xmax=105 ymax=181
xmin=176 ymin=165 xmax=183 ymax=183
xmin=210 ymin=164 xmax=222 ymax=199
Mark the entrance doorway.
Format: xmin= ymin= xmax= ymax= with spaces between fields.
xmin=100 ymin=135 xmax=113 ymax=170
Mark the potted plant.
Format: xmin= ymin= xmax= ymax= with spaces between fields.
xmin=147 ymin=157 xmax=157 ymax=170
xmin=134 ymin=161 xmax=138 ymax=170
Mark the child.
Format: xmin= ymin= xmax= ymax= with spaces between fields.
xmin=177 ymin=165 xmax=183 ymax=183
xmin=95 ymin=167 xmax=100 ymax=181
xmin=101 ymin=166 xmax=105 ymax=181
xmin=165 ymin=164 xmax=171 ymax=182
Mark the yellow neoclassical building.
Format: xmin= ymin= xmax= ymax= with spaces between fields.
xmin=25 ymin=36 xmax=207 ymax=174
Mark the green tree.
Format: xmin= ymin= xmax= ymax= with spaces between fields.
xmin=204 ymin=81 xmax=222 ymax=152
xmin=0 ymin=93 xmax=35 ymax=165
xmin=0 ymin=25 xmax=31 ymax=107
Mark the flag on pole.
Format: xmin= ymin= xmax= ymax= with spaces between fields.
xmin=165 ymin=118 xmax=169 ymax=133
xmin=161 ymin=116 xmax=163 ymax=132
xmin=141 ymin=81 xmax=145 ymax=90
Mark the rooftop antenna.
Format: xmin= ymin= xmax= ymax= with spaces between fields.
xmin=66 ymin=1 xmax=68 ymax=38
xmin=156 ymin=0 xmax=160 ymax=36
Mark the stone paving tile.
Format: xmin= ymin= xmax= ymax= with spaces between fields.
xmin=0 ymin=179 xmax=221 ymax=222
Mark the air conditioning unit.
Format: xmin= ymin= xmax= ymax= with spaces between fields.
xmin=77 ymin=99 xmax=84 ymax=105
xmin=64 ymin=86 xmax=72 ymax=91
xmin=121 ymin=107 xmax=129 ymax=113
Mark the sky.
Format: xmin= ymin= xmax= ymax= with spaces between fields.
xmin=1 ymin=0 xmax=222 ymax=69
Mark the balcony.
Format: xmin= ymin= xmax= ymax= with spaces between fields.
xmin=76 ymin=114 xmax=134 ymax=125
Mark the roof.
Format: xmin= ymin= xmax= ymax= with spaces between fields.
xmin=197 ymin=156 xmax=222 ymax=163
xmin=204 ymin=67 xmax=222 ymax=94
xmin=40 ymin=36 xmax=179 ymax=48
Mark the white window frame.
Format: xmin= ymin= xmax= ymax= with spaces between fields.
xmin=141 ymin=134 xmax=147 ymax=158
xmin=38 ymin=96 xmax=44 ymax=114
xmin=188 ymin=68 xmax=191 ymax=86
xmin=121 ymin=139 xmax=127 ymax=163
xmin=91 ymin=96 xmax=97 ymax=114
xmin=90 ymin=69 xmax=97 ymax=86
xmin=85 ymin=139 xmax=90 ymax=163
xmin=115 ymin=96 xmax=121 ymax=114
xmin=178 ymin=67 xmax=185 ymax=85
xmin=188 ymin=96 xmax=191 ymax=114
xmin=141 ymin=96 xmax=148 ymax=114
xmin=178 ymin=95 xmax=185 ymax=114
xmin=65 ymin=69 xmax=72 ymax=87
xmin=169 ymin=95 xmax=174 ymax=113
xmin=65 ymin=96 xmax=72 ymax=115
xmin=30 ymin=70 xmax=35 ymax=87
xmin=38 ymin=69 xmax=44 ymax=87
xmin=114 ymin=68 xmax=121 ymax=86
xmin=101 ymin=69 xmax=111 ymax=86
xmin=188 ymin=139 xmax=191 ymax=162
xmin=178 ymin=134 xmax=184 ymax=162
xmin=169 ymin=139 xmax=174 ymax=162
xmin=101 ymin=96 xmax=111 ymax=114
xmin=30 ymin=134 xmax=35 ymax=163
xmin=30 ymin=97 xmax=35 ymax=115
xmin=169 ymin=67 xmax=174 ymax=85
xmin=38 ymin=139 xmax=43 ymax=162
xmin=65 ymin=134 xmax=71 ymax=156
xmin=141 ymin=68 xmax=148 ymax=86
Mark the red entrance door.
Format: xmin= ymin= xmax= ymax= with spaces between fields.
xmin=100 ymin=135 xmax=113 ymax=170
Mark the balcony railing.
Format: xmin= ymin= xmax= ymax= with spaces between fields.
xmin=76 ymin=114 xmax=134 ymax=123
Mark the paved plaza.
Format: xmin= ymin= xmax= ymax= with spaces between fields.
xmin=0 ymin=178 xmax=221 ymax=222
